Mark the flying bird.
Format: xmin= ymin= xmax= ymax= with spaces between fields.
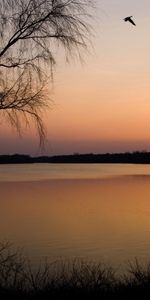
xmin=124 ymin=16 xmax=136 ymax=26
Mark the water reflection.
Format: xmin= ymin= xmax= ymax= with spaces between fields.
xmin=0 ymin=172 xmax=150 ymax=269
xmin=1 ymin=163 xmax=150 ymax=181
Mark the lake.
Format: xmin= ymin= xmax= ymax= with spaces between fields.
xmin=1 ymin=163 xmax=150 ymax=271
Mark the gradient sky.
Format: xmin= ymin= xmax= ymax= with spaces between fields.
xmin=1 ymin=0 xmax=150 ymax=155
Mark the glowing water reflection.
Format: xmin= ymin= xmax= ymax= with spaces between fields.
xmin=0 ymin=164 xmax=150 ymax=270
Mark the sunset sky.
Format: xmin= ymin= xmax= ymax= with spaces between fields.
xmin=1 ymin=0 xmax=150 ymax=155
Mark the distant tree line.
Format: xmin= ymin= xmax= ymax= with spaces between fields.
xmin=1 ymin=151 xmax=150 ymax=164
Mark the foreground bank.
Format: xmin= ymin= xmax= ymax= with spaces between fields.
xmin=0 ymin=243 xmax=150 ymax=299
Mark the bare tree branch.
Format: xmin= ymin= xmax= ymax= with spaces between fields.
xmin=0 ymin=0 xmax=95 ymax=146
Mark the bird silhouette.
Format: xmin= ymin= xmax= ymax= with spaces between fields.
xmin=124 ymin=16 xmax=136 ymax=26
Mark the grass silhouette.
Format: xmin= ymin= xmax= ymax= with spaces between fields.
xmin=0 ymin=242 xmax=150 ymax=299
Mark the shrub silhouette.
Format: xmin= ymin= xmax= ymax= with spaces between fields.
xmin=0 ymin=243 xmax=150 ymax=299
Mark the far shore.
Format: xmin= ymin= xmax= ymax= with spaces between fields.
xmin=1 ymin=151 xmax=150 ymax=164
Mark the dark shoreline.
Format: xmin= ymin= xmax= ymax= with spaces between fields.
xmin=1 ymin=151 xmax=150 ymax=164
xmin=0 ymin=242 xmax=150 ymax=300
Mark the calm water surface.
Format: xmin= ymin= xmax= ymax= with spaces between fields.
xmin=1 ymin=163 xmax=150 ymax=270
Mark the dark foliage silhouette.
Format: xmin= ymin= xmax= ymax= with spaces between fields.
xmin=0 ymin=151 xmax=150 ymax=164
xmin=1 ymin=243 xmax=150 ymax=299
xmin=0 ymin=0 xmax=95 ymax=146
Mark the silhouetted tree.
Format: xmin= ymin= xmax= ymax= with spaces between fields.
xmin=0 ymin=0 xmax=94 ymax=146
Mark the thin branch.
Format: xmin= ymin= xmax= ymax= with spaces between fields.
xmin=0 ymin=0 xmax=95 ymax=146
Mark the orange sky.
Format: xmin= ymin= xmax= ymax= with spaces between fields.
xmin=1 ymin=0 xmax=150 ymax=155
